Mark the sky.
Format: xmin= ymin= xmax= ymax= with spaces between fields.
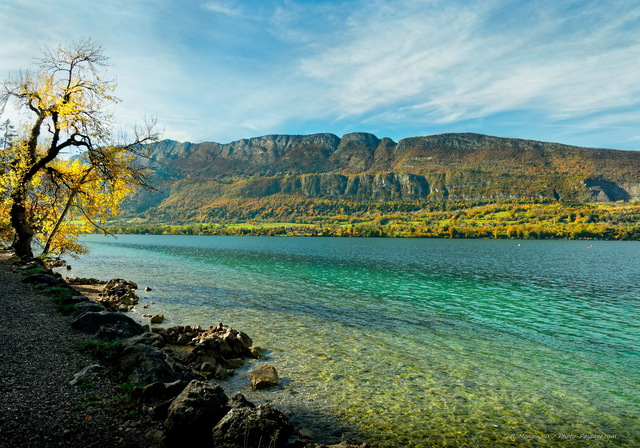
xmin=2 ymin=0 xmax=640 ymax=150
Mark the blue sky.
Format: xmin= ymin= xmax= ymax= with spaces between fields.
xmin=2 ymin=0 xmax=640 ymax=150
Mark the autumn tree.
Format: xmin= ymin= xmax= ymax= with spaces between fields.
xmin=0 ymin=39 xmax=158 ymax=258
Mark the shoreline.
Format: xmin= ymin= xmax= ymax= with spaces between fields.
xmin=0 ymin=250 xmax=161 ymax=448
xmin=0 ymin=249 xmax=369 ymax=448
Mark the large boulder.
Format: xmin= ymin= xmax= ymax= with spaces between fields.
xmin=132 ymin=380 xmax=188 ymax=420
xmin=249 ymin=364 xmax=280 ymax=389
xmin=73 ymin=301 xmax=106 ymax=315
xmin=227 ymin=393 xmax=255 ymax=409
xmin=71 ymin=310 xmax=144 ymax=339
xmin=124 ymin=332 xmax=166 ymax=348
xmin=114 ymin=337 xmax=199 ymax=384
xmin=211 ymin=403 xmax=293 ymax=448
xmin=22 ymin=272 xmax=63 ymax=287
xmin=163 ymin=380 xmax=230 ymax=447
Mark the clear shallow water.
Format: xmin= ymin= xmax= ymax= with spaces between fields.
xmin=70 ymin=235 xmax=639 ymax=447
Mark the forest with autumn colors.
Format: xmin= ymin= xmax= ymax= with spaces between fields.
xmin=104 ymin=133 xmax=640 ymax=240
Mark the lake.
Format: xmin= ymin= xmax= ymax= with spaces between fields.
xmin=70 ymin=235 xmax=640 ymax=447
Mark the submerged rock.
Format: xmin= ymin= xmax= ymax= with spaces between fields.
xmin=249 ymin=364 xmax=279 ymax=390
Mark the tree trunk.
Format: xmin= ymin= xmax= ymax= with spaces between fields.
xmin=42 ymin=167 xmax=93 ymax=256
xmin=42 ymin=190 xmax=77 ymax=256
xmin=10 ymin=200 xmax=34 ymax=258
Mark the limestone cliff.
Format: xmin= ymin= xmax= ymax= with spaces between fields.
xmin=131 ymin=132 xmax=640 ymax=221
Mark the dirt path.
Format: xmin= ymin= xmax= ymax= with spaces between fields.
xmin=0 ymin=250 xmax=157 ymax=448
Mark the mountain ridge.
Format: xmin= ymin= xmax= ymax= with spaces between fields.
xmin=137 ymin=132 xmax=640 ymax=207
xmin=145 ymin=132 xmax=640 ymax=177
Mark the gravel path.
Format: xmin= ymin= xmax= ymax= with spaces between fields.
xmin=0 ymin=250 xmax=160 ymax=448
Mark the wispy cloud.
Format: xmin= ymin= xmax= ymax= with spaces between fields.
xmin=297 ymin=0 xmax=640 ymax=130
xmin=202 ymin=1 xmax=242 ymax=17
xmin=1 ymin=0 xmax=640 ymax=149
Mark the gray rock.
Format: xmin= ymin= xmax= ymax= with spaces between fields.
xmin=98 ymin=278 xmax=139 ymax=311
xmin=176 ymin=334 xmax=190 ymax=345
xmin=228 ymin=393 xmax=255 ymax=409
xmin=200 ymin=361 xmax=217 ymax=373
xmin=249 ymin=346 xmax=264 ymax=358
xmin=60 ymin=295 xmax=88 ymax=305
xmin=73 ymin=301 xmax=106 ymax=315
xmin=249 ymin=364 xmax=279 ymax=389
xmin=211 ymin=403 xmax=293 ymax=448
xmin=298 ymin=428 xmax=316 ymax=441
xmin=69 ymin=364 xmax=107 ymax=386
xmin=213 ymin=365 xmax=233 ymax=381
xmin=132 ymin=380 xmax=188 ymax=420
xmin=71 ymin=310 xmax=144 ymax=339
xmin=22 ymin=272 xmax=63 ymax=286
xmin=114 ymin=340 xmax=199 ymax=385
xmin=150 ymin=313 xmax=164 ymax=324
xmin=164 ymin=380 xmax=230 ymax=446
xmin=122 ymin=332 xmax=166 ymax=348
xmin=223 ymin=358 xmax=245 ymax=369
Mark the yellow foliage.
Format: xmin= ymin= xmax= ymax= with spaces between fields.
xmin=29 ymin=149 xmax=140 ymax=255
xmin=1 ymin=39 xmax=158 ymax=257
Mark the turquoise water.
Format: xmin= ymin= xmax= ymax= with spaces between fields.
xmin=70 ymin=235 xmax=639 ymax=447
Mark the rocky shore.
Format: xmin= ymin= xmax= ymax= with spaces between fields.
xmin=0 ymin=250 xmax=369 ymax=448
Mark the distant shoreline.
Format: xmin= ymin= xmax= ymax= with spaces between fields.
xmin=105 ymin=197 xmax=640 ymax=241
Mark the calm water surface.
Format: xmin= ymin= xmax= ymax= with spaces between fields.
xmin=71 ymin=235 xmax=640 ymax=447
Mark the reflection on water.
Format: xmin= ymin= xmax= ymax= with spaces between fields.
xmin=71 ymin=235 xmax=640 ymax=447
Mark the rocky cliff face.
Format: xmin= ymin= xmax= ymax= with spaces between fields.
xmin=234 ymin=172 xmax=431 ymax=201
xmin=139 ymin=133 xmax=640 ymax=215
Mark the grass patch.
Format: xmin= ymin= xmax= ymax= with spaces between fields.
xmin=72 ymin=341 xmax=147 ymax=420
xmin=119 ymin=381 xmax=144 ymax=399
xmin=113 ymin=381 xmax=146 ymax=419
xmin=44 ymin=285 xmax=78 ymax=315
xmin=75 ymin=377 xmax=94 ymax=390
xmin=54 ymin=302 xmax=78 ymax=315
xmin=45 ymin=285 xmax=72 ymax=298
xmin=119 ymin=408 xmax=141 ymax=419
xmin=72 ymin=393 xmax=105 ymax=410
xmin=77 ymin=337 xmax=124 ymax=362
xmin=21 ymin=266 xmax=46 ymax=276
